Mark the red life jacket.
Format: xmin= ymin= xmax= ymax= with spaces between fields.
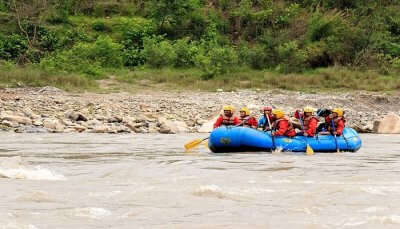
xmin=221 ymin=114 xmax=236 ymax=126
xmin=274 ymin=117 xmax=296 ymax=137
xmin=303 ymin=116 xmax=319 ymax=131
xmin=327 ymin=116 xmax=346 ymax=133
xmin=240 ymin=116 xmax=257 ymax=128
xmin=302 ymin=116 xmax=318 ymax=136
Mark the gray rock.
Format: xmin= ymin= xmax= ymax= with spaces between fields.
xmin=374 ymin=113 xmax=400 ymax=134
xmin=65 ymin=110 xmax=88 ymax=122
xmin=93 ymin=125 xmax=109 ymax=133
xmin=157 ymin=117 xmax=188 ymax=134
xmin=1 ymin=120 xmax=18 ymax=128
xmin=107 ymin=116 xmax=123 ymax=123
xmin=1 ymin=114 xmax=32 ymax=125
xmin=22 ymin=108 xmax=40 ymax=119
xmin=43 ymin=119 xmax=65 ymax=132
xmin=86 ymin=119 xmax=102 ymax=126
xmin=38 ymin=86 xmax=64 ymax=94
xmin=72 ymin=125 xmax=87 ymax=132
xmin=198 ymin=115 xmax=220 ymax=133
xmin=17 ymin=126 xmax=48 ymax=133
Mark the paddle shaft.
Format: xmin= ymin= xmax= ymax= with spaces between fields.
xmin=298 ymin=111 xmax=314 ymax=155
xmin=297 ymin=111 xmax=306 ymax=133
xmin=331 ymin=119 xmax=339 ymax=152
xmin=266 ymin=114 xmax=275 ymax=151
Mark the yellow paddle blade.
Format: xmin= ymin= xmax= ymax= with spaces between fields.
xmin=202 ymin=140 xmax=209 ymax=147
xmin=306 ymin=144 xmax=314 ymax=156
xmin=184 ymin=139 xmax=202 ymax=151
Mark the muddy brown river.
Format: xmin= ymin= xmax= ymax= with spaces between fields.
xmin=0 ymin=133 xmax=400 ymax=228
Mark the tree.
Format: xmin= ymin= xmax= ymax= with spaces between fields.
xmin=10 ymin=0 xmax=48 ymax=49
xmin=146 ymin=0 xmax=201 ymax=31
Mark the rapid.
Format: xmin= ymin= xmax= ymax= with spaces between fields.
xmin=0 ymin=133 xmax=400 ymax=229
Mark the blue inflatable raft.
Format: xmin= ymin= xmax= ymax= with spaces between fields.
xmin=209 ymin=126 xmax=362 ymax=153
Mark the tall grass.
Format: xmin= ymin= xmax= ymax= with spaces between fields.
xmin=115 ymin=67 xmax=400 ymax=92
xmin=0 ymin=63 xmax=97 ymax=91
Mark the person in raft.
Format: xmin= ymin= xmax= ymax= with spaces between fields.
xmin=294 ymin=106 xmax=318 ymax=137
xmin=319 ymin=108 xmax=346 ymax=136
xmin=271 ymin=109 xmax=296 ymax=137
xmin=213 ymin=105 xmax=240 ymax=129
xmin=238 ymin=107 xmax=258 ymax=128
xmin=258 ymin=106 xmax=274 ymax=131
xmin=316 ymin=108 xmax=332 ymax=133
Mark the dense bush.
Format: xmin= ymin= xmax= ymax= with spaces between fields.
xmin=142 ymin=37 xmax=177 ymax=68
xmin=0 ymin=34 xmax=28 ymax=61
xmin=40 ymin=36 xmax=122 ymax=77
xmin=0 ymin=0 xmax=399 ymax=78
xmin=173 ymin=38 xmax=199 ymax=67
xmin=195 ymin=45 xmax=238 ymax=78
xmin=277 ymin=41 xmax=308 ymax=73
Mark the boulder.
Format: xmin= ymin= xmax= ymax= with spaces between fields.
xmin=352 ymin=123 xmax=374 ymax=133
xmin=22 ymin=108 xmax=40 ymax=119
xmin=32 ymin=120 xmax=43 ymax=126
xmin=1 ymin=120 xmax=18 ymax=128
xmin=43 ymin=119 xmax=64 ymax=132
xmin=198 ymin=115 xmax=220 ymax=133
xmin=64 ymin=110 xmax=88 ymax=122
xmin=86 ymin=119 xmax=102 ymax=127
xmin=1 ymin=114 xmax=32 ymax=125
xmin=72 ymin=125 xmax=87 ymax=132
xmin=158 ymin=117 xmax=188 ymax=134
xmin=93 ymin=125 xmax=109 ymax=133
xmin=373 ymin=113 xmax=400 ymax=134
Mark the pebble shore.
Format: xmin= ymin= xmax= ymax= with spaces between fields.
xmin=0 ymin=87 xmax=399 ymax=134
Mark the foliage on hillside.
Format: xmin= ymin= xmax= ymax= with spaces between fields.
xmin=0 ymin=0 xmax=399 ymax=90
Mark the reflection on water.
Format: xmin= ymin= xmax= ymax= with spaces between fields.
xmin=0 ymin=133 xmax=400 ymax=228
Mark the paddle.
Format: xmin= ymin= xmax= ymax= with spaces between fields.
xmin=331 ymin=119 xmax=340 ymax=153
xmin=184 ymin=137 xmax=209 ymax=151
xmin=266 ymin=114 xmax=275 ymax=151
xmin=297 ymin=111 xmax=314 ymax=156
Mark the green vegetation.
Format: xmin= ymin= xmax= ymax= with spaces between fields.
xmin=0 ymin=0 xmax=399 ymax=92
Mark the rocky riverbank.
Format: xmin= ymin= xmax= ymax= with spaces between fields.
xmin=0 ymin=87 xmax=399 ymax=134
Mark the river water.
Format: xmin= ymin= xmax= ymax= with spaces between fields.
xmin=0 ymin=133 xmax=400 ymax=229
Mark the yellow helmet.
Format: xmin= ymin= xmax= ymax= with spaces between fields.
xmin=303 ymin=106 xmax=314 ymax=113
xmin=332 ymin=108 xmax=344 ymax=117
xmin=240 ymin=107 xmax=250 ymax=116
xmin=272 ymin=109 xmax=284 ymax=119
xmin=223 ymin=105 xmax=234 ymax=112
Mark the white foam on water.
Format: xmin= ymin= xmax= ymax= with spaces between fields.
xmin=88 ymin=191 xmax=121 ymax=198
xmin=240 ymin=187 xmax=275 ymax=194
xmin=360 ymin=186 xmax=400 ymax=196
xmin=368 ymin=215 xmax=400 ymax=224
xmin=0 ymin=156 xmax=65 ymax=181
xmin=360 ymin=187 xmax=387 ymax=195
xmin=359 ymin=206 xmax=387 ymax=213
xmin=193 ymin=185 xmax=274 ymax=200
xmin=342 ymin=220 xmax=367 ymax=227
xmin=74 ymin=207 xmax=112 ymax=220
xmin=271 ymin=179 xmax=292 ymax=184
xmin=340 ymin=215 xmax=400 ymax=227
xmin=193 ymin=185 xmax=226 ymax=199
xmin=0 ymin=166 xmax=65 ymax=181
xmin=1 ymin=221 xmax=38 ymax=229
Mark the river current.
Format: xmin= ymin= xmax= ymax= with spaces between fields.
xmin=0 ymin=133 xmax=400 ymax=228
